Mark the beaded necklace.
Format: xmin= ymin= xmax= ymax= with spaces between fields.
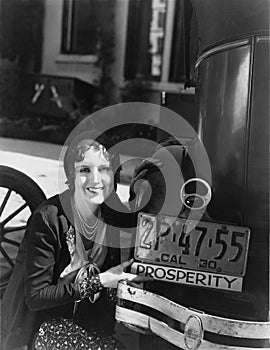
xmin=76 ymin=207 xmax=100 ymax=240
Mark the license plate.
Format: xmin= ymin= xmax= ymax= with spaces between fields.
xmin=134 ymin=213 xmax=250 ymax=276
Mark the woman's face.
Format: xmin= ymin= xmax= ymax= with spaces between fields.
xmin=73 ymin=146 xmax=114 ymax=206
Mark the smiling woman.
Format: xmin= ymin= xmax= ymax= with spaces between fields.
xmin=1 ymin=130 xmax=145 ymax=350
xmin=72 ymin=142 xmax=114 ymax=208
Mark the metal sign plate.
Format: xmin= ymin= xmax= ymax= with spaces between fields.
xmin=134 ymin=212 xmax=250 ymax=277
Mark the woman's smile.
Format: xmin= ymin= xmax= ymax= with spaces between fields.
xmin=87 ymin=186 xmax=104 ymax=194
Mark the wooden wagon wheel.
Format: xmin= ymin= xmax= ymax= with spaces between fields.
xmin=0 ymin=166 xmax=46 ymax=297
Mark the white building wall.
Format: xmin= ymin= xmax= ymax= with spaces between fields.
xmin=41 ymin=0 xmax=101 ymax=86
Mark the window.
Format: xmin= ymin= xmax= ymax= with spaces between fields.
xmin=125 ymin=0 xmax=189 ymax=83
xmin=61 ymin=0 xmax=98 ymax=55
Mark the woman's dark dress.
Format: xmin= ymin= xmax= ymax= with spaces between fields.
xmin=1 ymin=190 xmax=133 ymax=350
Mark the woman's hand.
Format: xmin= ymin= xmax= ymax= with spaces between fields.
xmin=99 ymin=259 xmax=150 ymax=288
xmin=129 ymin=158 xmax=162 ymax=210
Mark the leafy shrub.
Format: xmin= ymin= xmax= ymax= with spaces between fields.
xmin=0 ymin=59 xmax=21 ymax=118
xmin=121 ymin=78 xmax=151 ymax=103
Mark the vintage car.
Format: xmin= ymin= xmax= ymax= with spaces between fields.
xmin=116 ymin=0 xmax=270 ymax=349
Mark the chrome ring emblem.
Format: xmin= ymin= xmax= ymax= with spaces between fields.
xmin=180 ymin=178 xmax=212 ymax=211
xmin=184 ymin=315 xmax=204 ymax=350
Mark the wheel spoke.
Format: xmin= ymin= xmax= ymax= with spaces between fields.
xmin=0 ymin=189 xmax=12 ymax=217
xmin=3 ymin=237 xmax=20 ymax=247
xmin=4 ymin=225 xmax=27 ymax=234
xmin=1 ymin=203 xmax=28 ymax=227
xmin=0 ymin=245 xmax=14 ymax=268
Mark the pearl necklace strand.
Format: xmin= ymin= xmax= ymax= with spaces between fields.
xmin=76 ymin=208 xmax=99 ymax=240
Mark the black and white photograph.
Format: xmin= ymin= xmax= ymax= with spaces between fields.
xmin=0 ymin=0 xmax=269 ymax=349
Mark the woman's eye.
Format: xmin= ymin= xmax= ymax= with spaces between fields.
xmin=80 ymin=167 xmax=91 ymax=173
xmin=100 ymin=166 xmax=111 ymax=172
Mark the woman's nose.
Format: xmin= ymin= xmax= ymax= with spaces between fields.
xmin=92 ymin=168 xmax=101 ymax=183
